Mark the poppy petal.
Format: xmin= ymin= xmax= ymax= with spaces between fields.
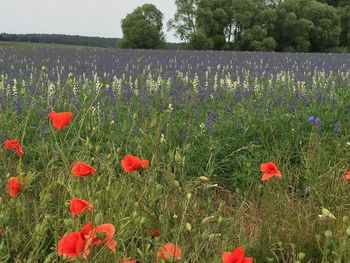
xmin=69 ymin=198 xmax=93 ymax=215
xmin=57 ymin=232 xmax=84 ymax=257
xmin=49 ymin=111 xmax=73 ymax=130
xmin=72 ymin=162 xmax=96 ymax=176
xmin=8 ymin=177 xmax=21 ymax=197
xmin=243 ymin=257 xmax=253 ymax=263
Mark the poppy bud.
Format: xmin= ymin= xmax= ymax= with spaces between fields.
xmin=186 ymin=193 xmax=192 ymax=200
xmin=145 ymin=243 xmax=151 ymax=253
xmin=41 ymin=66 xmax=47 ymax=72
xmin=298 ymin=252 xmax=305 ymax=260
xmin=175 ymin=151 xmax=182 ymax=164
xmin=133 ymin=211 xmax=138 ymax=217
xmin=322 ymin=208 xmax=330 ymax=217
xmin=173 ymin=215 xmax=178 ymax=219
xmin=132 ymin=113 xmax=138 ymax=121
xmin=137 ymin=248 xmax=144 ymax=257
xmin=201 ymin=216 xmax=214 ymax=224
xmin=140 ymin=217 xmax=147 ymax=225
xmin=173 ymin=180 xmax=180 ymax=187
xmin=346 ymin=226 xmax=350 ymax=236
xmin=218 ymin=201 xmax=226 ymax=212
xmin=94 ymin=212 xmax=104 ymax=225
xmin=218 ymin=216 xmax=224 ymax=224
xmin=64 ymin=219 xmax=73 ymax=227
xmin=68 ymin=72 xmax=74 ymax=79
xmin=185 ymin=222 xmax=192 ymax=232
xmin=325 ymin=230 xmax=332 ymax=238
xmin=151 ymin=119 xmax=157 ymax=128
xmin=199 ymin=176 xmax=209 ymax=183
xmin=343 ymin=216 xmax=349 ymax=223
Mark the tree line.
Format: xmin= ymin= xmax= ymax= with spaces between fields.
xmin=120 ymin=0 xmax=350 ymax=52
xmin=0 ymin=33 xmax=182 ymax=50
xmin=0 ymin=33 xmax=119 ymax=48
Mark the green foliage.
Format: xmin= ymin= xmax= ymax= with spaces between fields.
xmin=237 ymin=25 xmax=277 ymax=51
xmin=120 ymin=4 xmax=166 ymax=49
xmin=273 ymin=0 xmax=342 ymax=52
xmin=339 ymin=5 xmax=350 ymax=49
xmin=187 ymin=29 xmax=214 ymax=50
xmin=303 ymin=0 xmax=341 ymax=51
xmin=170 ymin=0 xmax=350 ymax=52
xmin=168 ymin=0 xmax=200 ymax=42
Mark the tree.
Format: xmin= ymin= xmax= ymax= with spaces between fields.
xmin=274 ymin=0 xmax=341 ymax=52
xmin=169 ymin=0 xmax=347 ymax=52
xmin=316 ymin=0 xmax=350 ymax=7
xmin=187 ymin=28 xmax=214 ymax=49
xmin=196 ymin=0 xmax=231 ymax=49
xmin=168 ymin=0 xmax=200 ymax=42
xmin=303 ymin=0 xmax=341 ymax=51
xmin=119 ymin=4 xmax=165 ymax=49
xmin=339 ymin=5 xmax=350 ymax=50
xmin=238 ymin=25 xmax=277 ymax=51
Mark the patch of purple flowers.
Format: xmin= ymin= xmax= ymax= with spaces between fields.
xmin=309 ymin=116 xmax=320 ymax=124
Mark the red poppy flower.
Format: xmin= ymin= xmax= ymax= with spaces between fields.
xmin=4 ymin=139 xmax=23 ymax=157
xmin=82 ymin=223 xmax=117 ymax=255
xmin=123 ymin=260 xmax=137 ymax=263
xmin=72 ymin=162 xmax=96 ymax=177
xmin=345 ymin=171 xmax=350 ymax=181
xmin=69 ymin=198 xmax=93 ymax=215
xmin=260 ymin=162 xmax=281 ymax=181
xmin=57 ymin=232 xmax=85 ymax=257
xmin=122 ymin=154 xmax=149 ymax=173
xmin=80 ymin=222 xmax=93 ymax=240
xmin=222 ymin=246 xmax=253 ymax=263
xmin=157 ymin=243 xmax=181 ymax=263
xmin=8 ymin=177 xmax=21 ymax=197
xmin=149 ymin=228 xmax=160 ymax=238
xmin=48 ymin=111 xmax=73 ymax=130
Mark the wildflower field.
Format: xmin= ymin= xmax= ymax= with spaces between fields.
xmin=1 ymin=45 xmax=350 ymax=263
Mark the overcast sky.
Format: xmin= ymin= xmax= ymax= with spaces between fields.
xmin=0 ymin=0 xmax=180 ymax=42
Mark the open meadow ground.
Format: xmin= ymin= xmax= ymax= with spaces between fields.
xmin=0 ymin=45 xmax=350 ymax=262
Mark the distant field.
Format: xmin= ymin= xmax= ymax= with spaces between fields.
xmin=1 ymin=46 xmax=350 ymax=262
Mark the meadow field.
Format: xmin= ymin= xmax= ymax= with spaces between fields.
xmin=0 ymin=44 xmax=350 ymax=262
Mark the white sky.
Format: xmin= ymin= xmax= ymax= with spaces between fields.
xmin=0 ymin=0 xmax=180 ymax=42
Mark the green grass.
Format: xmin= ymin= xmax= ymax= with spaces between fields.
xmin=1 ymin=67 xmax=350 ymax=262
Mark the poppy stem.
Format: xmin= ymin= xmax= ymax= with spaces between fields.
xmin=20 ymin=71 xmax=43 ymax=145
